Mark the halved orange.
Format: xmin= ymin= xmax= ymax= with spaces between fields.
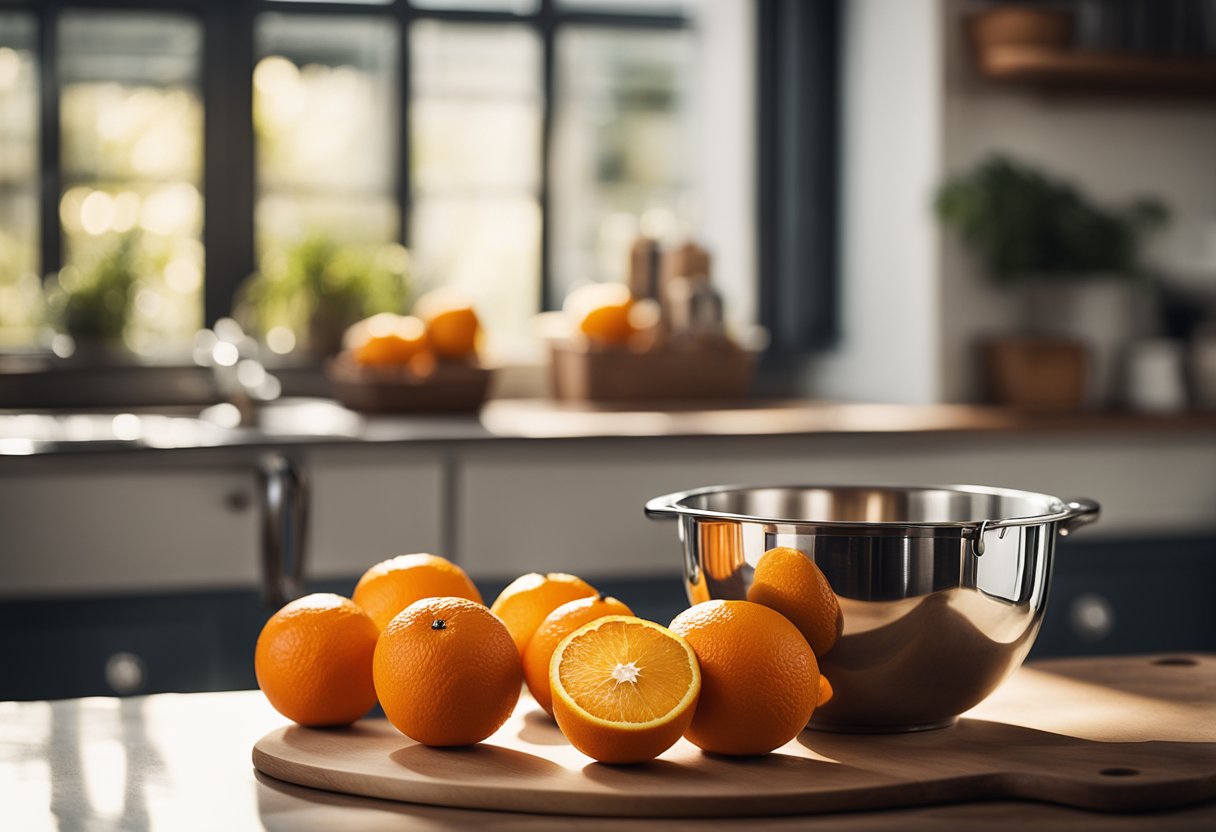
xmin=523 ymin=593 xmax=634 ymax=715
xmin=550 ymin=616 xmax=701 ymax=764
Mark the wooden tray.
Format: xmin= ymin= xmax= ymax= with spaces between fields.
xmin=252 ymin=654 xmax=1216 ymax=818
xmin=550 ymin=342 xmax=754 ymax=403
xmin=325 ymin=357 xmax=490 ymax=414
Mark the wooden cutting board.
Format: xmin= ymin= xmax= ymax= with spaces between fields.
xmin=252 ymin=654 xmax=1216 ymax=818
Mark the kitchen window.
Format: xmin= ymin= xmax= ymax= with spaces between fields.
xmin=58 ymin=10 xmax=205 ymax=354
xmin=0 ymin=11 xmax=39 ymax=348
xmin=0 ymin=0 xmax=708 ymax=361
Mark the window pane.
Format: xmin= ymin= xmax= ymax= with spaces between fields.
xmin=271 ymin=1 xmax=392 ymax=5
xmin=254 ymin=13 xmax=400 ymax=257
xmin=557 ymin=0 xmax=693 ymax=14
xmin=412 ymin=1 xmax=539 ymax=13
xmin=0 ymin=14 xmax=41 ymax=348
xmin=58 ymin=11 xmax=204 ymax=356
xmin=410 ymin=21 xmax=541 ymax=355
xmin=550 ymin=26 xmax=698 ymax=304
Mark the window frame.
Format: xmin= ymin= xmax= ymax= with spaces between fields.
xmin=4 ymin=0 xmax=690 ymax=333
xmin=756 ymin=0 xmax=841 ymax=355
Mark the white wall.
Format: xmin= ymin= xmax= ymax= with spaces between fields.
xmin=811 ymin=0 xmax=1216 ymax=404
xmin=938 ymin=0 xmax=1216 ymax=402
xmin=803 ymin=0 xmax=947 ymax=404
xmin=696 ymin=0 xmax=758 ymax=331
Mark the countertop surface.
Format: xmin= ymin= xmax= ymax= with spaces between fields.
xmin=4 ymin=397 xmax=1216 ymax=456
xmin=4 ymin=654 xmax=1213 ymax=831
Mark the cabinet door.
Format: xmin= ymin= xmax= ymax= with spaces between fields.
xmin=455 ymin=442 xmax=831 ymax=579
xmin=0 ymin=464 xmax=260 ymax=596
xmin=0 ymin=449 xmax=448 ymax=596
xmin=304 ymin=448 xmax=445 ymax=581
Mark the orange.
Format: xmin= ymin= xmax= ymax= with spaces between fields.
xmin=747 ymin=546 xmax=842 ymax=657
xmin=350 ymin=315 xmax=427 ymax=367
xmin=408 ymin=349 xmax=437 ymax=379
xmin=669 ymin=600 xmax=820 ymax=756
xmin=490 ymin=572 xmax=598 ymax=654
xmin=691 ymin=521 xmax=747 ymax=602
xmin=818 ymin=674 xmax=834 ymax=707
xmin=550 ymin=616 xmax=700 ymax=764
xmin=254 ymin=593 xmax=379 ymax=727
xmin=373 ymin=596 xmax=522 ymax=746
xmin=523 ymin=594 xmax=634 ymax=715
xmin=353 ymin=554 xmax=483 ymax=632
xmin=416 ymin=290 xmax=480 ymax=359
xmin=564 ymin=283 xmax=635 ymax=346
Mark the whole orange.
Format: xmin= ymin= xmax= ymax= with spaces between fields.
xmin=564 ymin=283 xmax=635 ymax=346
xmin=490 ymin=572 xmax=598 ymax=654
xmin=523 ymin=594 xmax=633 ymax=715
xmin=669 ymin=600 xmax=820 ymax=755
xmin=254 ymin=593 xmax=379 ymax=727
xmin=351 ymin=315 xmax=427 ymax=367
xmin=373 ymin=596 xmax=522 ymax=746
xmin=416 ymin=290 xmax=480 ymax=359
xmin=353 ymin=553 xmax=483 ymax=631
xmin=747 ymin=546 xmax=842 ymax=657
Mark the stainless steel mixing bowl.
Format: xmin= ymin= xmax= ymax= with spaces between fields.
xmin=645 ymin=484 xmax=1099 ymax=733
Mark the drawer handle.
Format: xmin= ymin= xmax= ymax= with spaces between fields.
xmin=259 ymin=454 xmax=308 ymax=608
xmin=105 ymin=652 xmax=145 ymax=696
xmin=1069 ymin=592 xmax=1115 ymax=642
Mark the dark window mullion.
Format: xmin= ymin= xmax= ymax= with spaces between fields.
xmin=202 ymin=0 xmax=255 ymax=325
xmin=538 ymin=0 xmax=556 ymax=311
xmin=757 ymin=0 xmax=840 ymax=353
xmin=398 ymin=0 xmax=411 ymax=247
xmin=253 ymin=1 xmax=402 ymax=20
xmin=38 ymin=0 xmax=62 ymax=278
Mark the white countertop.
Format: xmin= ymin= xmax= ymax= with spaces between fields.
xmin=4 ymin=659 xmax=1214 ymax=831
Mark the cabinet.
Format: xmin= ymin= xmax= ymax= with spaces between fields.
xmin=2 ymin=426 xmax=1215 ymax=699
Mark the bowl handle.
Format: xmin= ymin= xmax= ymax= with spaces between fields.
xmin=644 ymin=494 xmax=680 ymax=520
xmin=1058 ymin=497 xmax=1100 ymax=537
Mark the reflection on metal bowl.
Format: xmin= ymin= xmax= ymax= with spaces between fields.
xmin=646 ymin=484 xmax=1100 ymax=733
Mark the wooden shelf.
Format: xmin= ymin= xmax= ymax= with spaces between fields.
xmin=976 ymin=45 xmax=1216 ymax=93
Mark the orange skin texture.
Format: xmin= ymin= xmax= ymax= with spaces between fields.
xmin=490 ymin=572 xmax=598 ymax=655
xmin=523 ymin=595 xmax=634 ymax=715
xmin=818 ymin=674 xmax=834 ymax=707
xmin=550 ymin=616 xmax=700 ymax=765
xmin=423 ymin=306 xmax=480 ymax=359
xmin=669 ymin=600 xmax=820 ymax=756
xmin=552 ymin=678 xmax=695 ymax=765
xmin=353 ymin=332 xmax=426 ymax=367
xmin=747 ymin=546 xmax=843 ymax=657
xmin=373 ymin=597 xmax=522 ymax=747
xmin=353 ymin=554 xmax=484 ymax=632
xmin=578 ymin=302 xmax=635 ymax=346
xmin=255 ymin=593 xmax=379 ymax=727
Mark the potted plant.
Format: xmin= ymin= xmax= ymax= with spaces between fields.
xmin=935 ymin=154 xmax=1168 ymax=409
xmin=48 ymin=233 xmax=140 ymax=361
xmin=237 ymin=235 xmax=410 ymax=359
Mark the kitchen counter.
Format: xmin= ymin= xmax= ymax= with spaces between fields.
xmin=4 ymin=655 xmax=1214 ymax=831
xmin=4 ymin=397 xmax=1216 ymax=456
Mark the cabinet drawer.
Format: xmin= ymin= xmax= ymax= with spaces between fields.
xmin=0 ymin=466 xmax=259 ymax=596
xmin=305 ymin=451 xmax=444 ymax=580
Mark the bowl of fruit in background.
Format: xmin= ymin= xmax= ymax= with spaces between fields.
xmin=325 ymin=289 xmax=491 ymax=413
xmin=646 ymin=483 xmax=1101 ymax=732
xmin=543 ymin=239 xmax=762 ymax=404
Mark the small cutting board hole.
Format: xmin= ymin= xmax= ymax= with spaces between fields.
xmin=1099 ymin=767 xmax=1140 ymax=777
xmin=1153 ymin=657 xmax=1197 ymax=667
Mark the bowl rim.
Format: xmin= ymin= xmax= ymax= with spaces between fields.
xmin=644 ymin=482 xmax=1097 ymax=533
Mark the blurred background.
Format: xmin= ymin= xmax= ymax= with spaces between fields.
xmin=2 ymin=0 xmax=1215 ymax=701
